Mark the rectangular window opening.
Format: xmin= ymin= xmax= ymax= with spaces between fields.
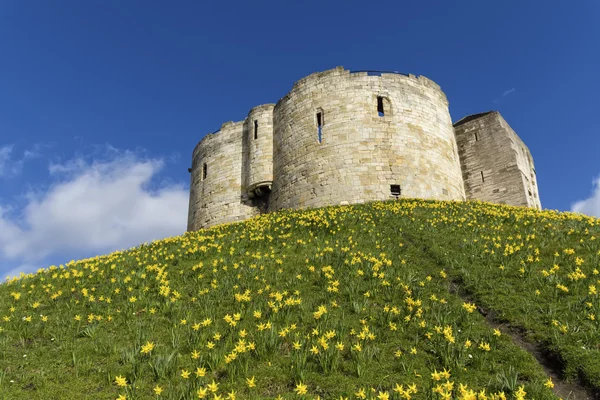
xmin=203 ymin=163 xmax=207 ymax=180
xmin=377 ymin=96 xmax=384 ymax=117
xmin=480 ymin=171 xmax=485 ymax=182
xmin=316 ymin=112 xmax=323 ymax=143
xmin=474 ymin=132 xmax=478 ymax=141
xmin=254 ymin=120 xmax=258 ymax=140
xmin=390 ymin=184 xmax=401 ymax=197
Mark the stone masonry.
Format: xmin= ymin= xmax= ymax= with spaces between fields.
xmin=454 ymin=111 xmax=541 ymax=209
xmin=187 ymin=67 xmax=541 ymax=231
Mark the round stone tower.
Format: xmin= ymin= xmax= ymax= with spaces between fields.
xmin=269 ymin=67 xmax=465 ymax=212
xmin=243 ymin=104 xmax=275 ymax=198
xmin=187 ymin=121 xmax=258 ymax=231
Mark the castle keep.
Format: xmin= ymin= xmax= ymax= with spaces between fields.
xmin=187 ymin=67 xmax=541 ymax=231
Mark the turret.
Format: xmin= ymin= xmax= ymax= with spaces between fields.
xmin=243 ymin=104 xmax=275 ymax=199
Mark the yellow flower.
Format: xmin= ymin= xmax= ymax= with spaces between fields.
xmin=153 ymin=385 xmax=163 ymax=395
xmin=462 ymin=303 xmax=476 ymax=313
xmin=207 ymin=380 xmax=219 ymax=392
xmin=515 ymin=385 xmax=527 ymax=400
xmin=114 ymin=375 xmax=127 ymax=387
xmin=355 ymin=388 xmax=367 ymax=399
xmin=140 ymin=341 xmax=155 ymax=354
xmin=493 ymin=329 xmax=501 ymax=337
xmin=377 ymin=391 xmax=389 ymax=400
xmin=195 ymin=367 xmax=207 ymax=377
xmin=294 ymin=382 xmax=308 ymax=395
xmin=246 ymin=376 xmax=256 ymax=388
xmin=544 ymin=378 xmax=554 ymax=389
xmin=181 ymin=369 xmax=191 ymax=379
xmin=197 ymin=387 xmax=208 ymax=398
xmin=117 ymin=395 xmax=127 ymax=400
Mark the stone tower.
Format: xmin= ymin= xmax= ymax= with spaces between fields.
xmin=187 ymin=67 xmax=541 ymax=231
xmin=453 ymin=111 xmax=541 ymax=209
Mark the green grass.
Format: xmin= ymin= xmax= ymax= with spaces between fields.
xmin=0 ymin=198 xmax=597 ymax=399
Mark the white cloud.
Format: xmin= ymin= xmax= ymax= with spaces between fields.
xmin=502 ymin=88 xmax=516 ymax=97
xmin=493 ymin=88 xmax=517 ymax=104
xmin=571 ymin=176 xmax=600 ymax=217
xmin=0 ymin=143 xmax=44 ymax=178
xmin=0 ymin=145 xmax=15 ymax=176
xmin=0 ymin=148 xmax=189 ymax=279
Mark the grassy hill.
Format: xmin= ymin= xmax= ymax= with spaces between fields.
xmin=0 ymin=199 xmax=599 ymax=400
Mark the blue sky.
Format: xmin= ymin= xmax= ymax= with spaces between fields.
xmin=1 ymin=1 xmax=599 ymax=279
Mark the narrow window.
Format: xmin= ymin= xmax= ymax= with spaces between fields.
xmin=390 ymin=184 xmax=401 ymax=197
xmin=203 ymin=163 xmax=207 ymax=180
xmin=377 ymin=96 xmax=385 ymax=117
xmin=316 ymin=112 xmax=323 ymax=144
xmin=254 ymin=120 xmax=258 ymax=140
xmin=480 ymin=171 xmax=485 ymax=182
xmin=474 ymin=132 xmax=478 ymax=141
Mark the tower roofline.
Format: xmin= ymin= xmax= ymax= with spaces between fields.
xmin=453 ymin=111 xmax=496 ymax=127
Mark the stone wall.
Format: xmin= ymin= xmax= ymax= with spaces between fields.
xmin=454 ymin=111 xmax=541 ymax=209
xmin=187 ymin=67 xmax=541 ymax=231
xmin=270 ymin=67 xmax=466 ymax=212
xmin=187 ymin=121 xmax=258 ymax=231
xmin=243 ymin=104 xmax=275 ymax=195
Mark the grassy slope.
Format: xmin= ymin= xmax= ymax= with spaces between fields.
xmin=0 ymin=199 xmax=597 ymax=399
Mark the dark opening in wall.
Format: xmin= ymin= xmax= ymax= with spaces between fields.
xmin=390 ymin=184 xmax=401 ymax=197
xmin=254 ymin=120 xmax=258 ymax=140
xmin=377 ymin=96 xmax=385 ymax=117
xmin=203 ymin=163 xmax=207 ymax=180
xmin=316 ymin=111 xmax=323 ymax=144
xmin=480 ymin=171 xmax=485 ymax=182
xmin=474 ymin=132 xmax=478 ymax=141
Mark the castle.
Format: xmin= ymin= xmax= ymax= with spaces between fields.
xmin=187 ymin=67 xmax=541 ymax=231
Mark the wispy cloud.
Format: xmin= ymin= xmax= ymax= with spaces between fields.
xmin=502 ymin=88 xmax=516 ymax=97
xmin=571 ymin=175 xmax=600 ymax=217
xmin=0 ymin=146 xmax=189 ymax=279
xmin=0 ymin=143 xmax=45 ymax=178
xmin=493 ymin=87 xmax=517 ymax=104
xmin=0 ymin=145 xmax=15 ymax=177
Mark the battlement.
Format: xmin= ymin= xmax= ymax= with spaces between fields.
xmin=187 ymin=67 xmax=541 ymax=230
